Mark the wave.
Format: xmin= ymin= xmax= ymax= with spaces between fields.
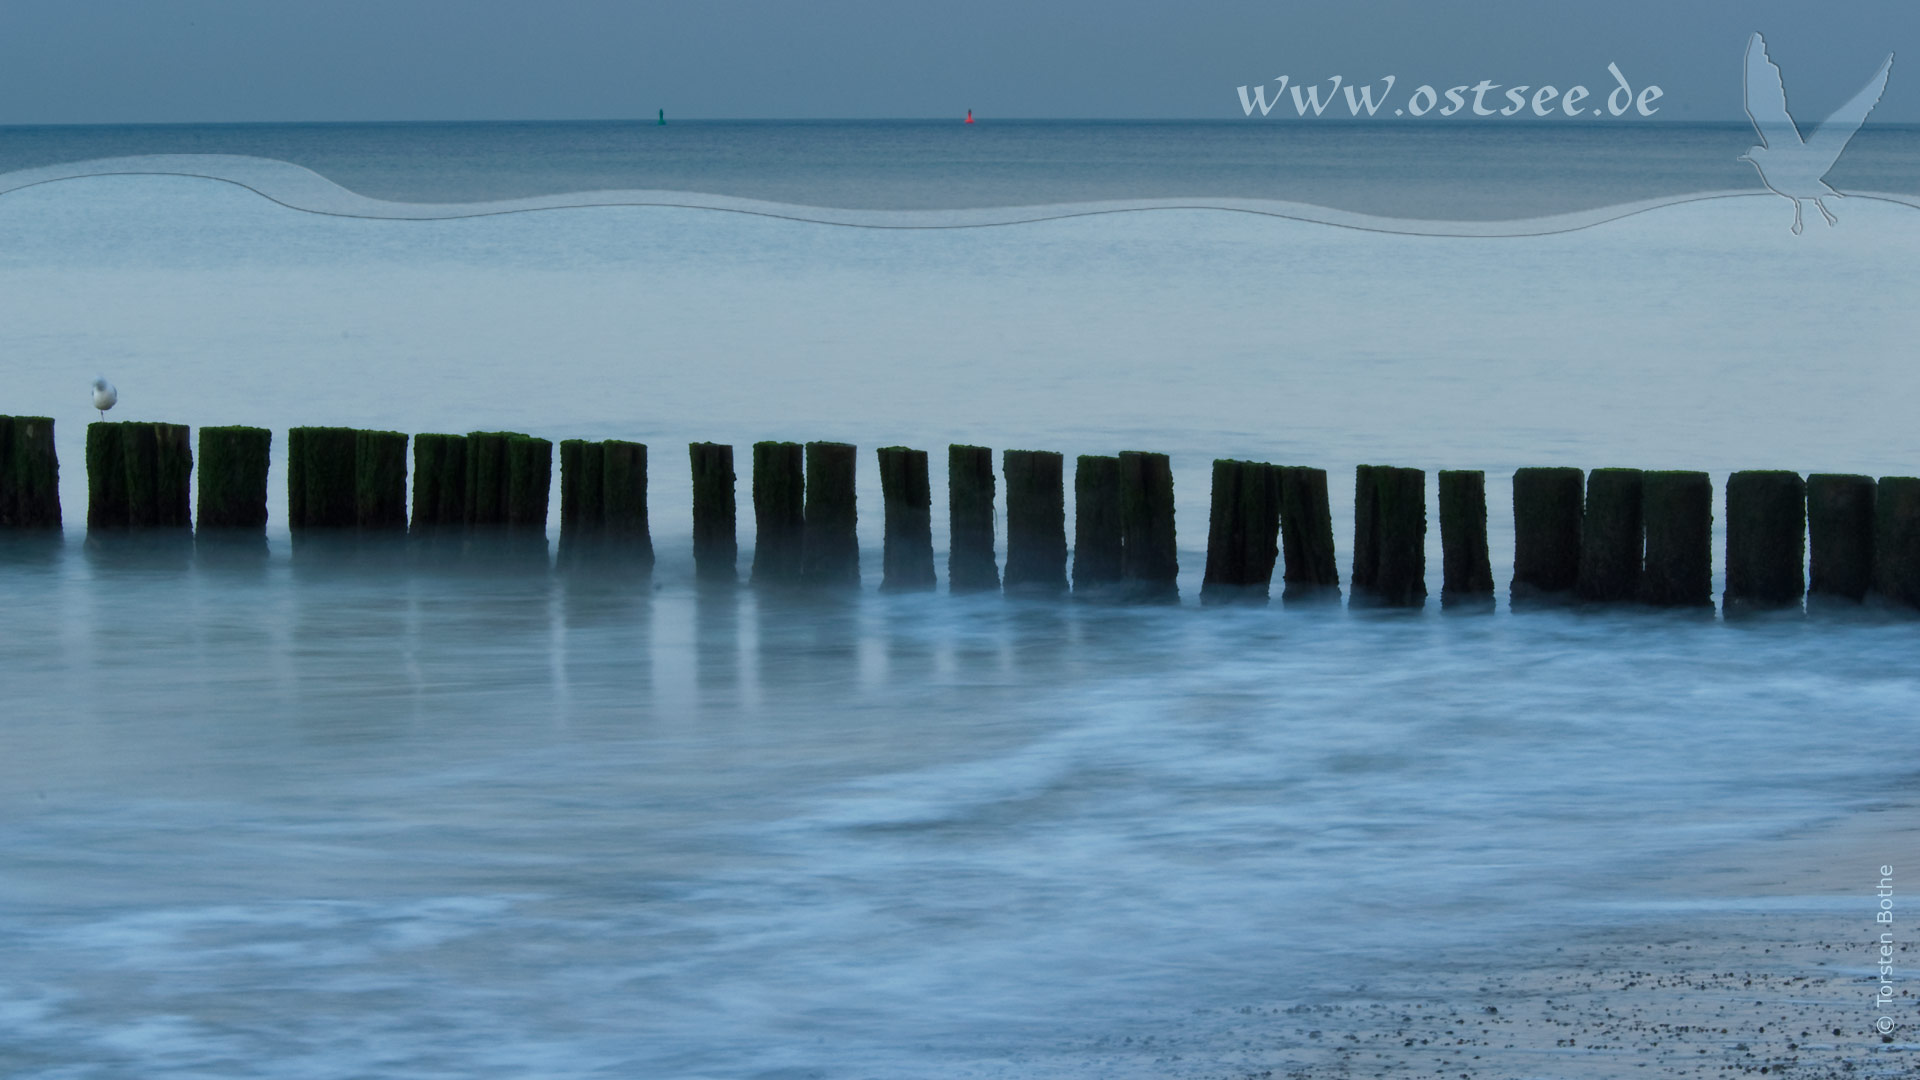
xmin=3 ymin=153 xmax=1918 ymax=237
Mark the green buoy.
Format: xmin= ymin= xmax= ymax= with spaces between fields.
xmin=658 ymin=108 xmax=665 ymax=125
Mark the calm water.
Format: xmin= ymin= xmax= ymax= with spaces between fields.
xmin=1 ymin=119 xmax=1918 ymax=215
xmin=1 ymin=126 xmax=1918 ymax=1077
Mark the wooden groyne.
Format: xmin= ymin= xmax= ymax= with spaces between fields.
xmin=8 ymin=416 xmax=1920 ymax=615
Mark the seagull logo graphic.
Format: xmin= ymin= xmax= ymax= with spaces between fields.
xmin=1740 ymin=32 xmax=1894 ymax=234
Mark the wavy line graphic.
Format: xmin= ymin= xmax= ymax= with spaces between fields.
xmin=3 ymin=154 xmax=1918 ymax=236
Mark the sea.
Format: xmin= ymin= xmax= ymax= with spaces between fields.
xmin=1 ymin=121 xmax=1917 ymax=1078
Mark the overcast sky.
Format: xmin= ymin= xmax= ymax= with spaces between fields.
xmin=0 ymin=1 xmax=1911 ymax=124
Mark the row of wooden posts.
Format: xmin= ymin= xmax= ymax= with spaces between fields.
xmin=3 ymin=416 xmax=1918 ymax=611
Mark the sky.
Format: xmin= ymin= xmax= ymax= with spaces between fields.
xmin=0 ymin=0 xmax=1911 ymax=124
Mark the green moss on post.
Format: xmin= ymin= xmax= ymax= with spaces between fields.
xmin=689 ymin=442 xmax=736 ymax=582
xmin=1352 ymin=465 xmax=1426 ymax=608
xmin=877 ymin=446 xmax=934 ymax=592
xmin=87 ymin=423 xmax=127 ymax=528
xmin=558 ymin=439 xmax=602 ymax=561
xmin=600 ymin=440 xmax=652 ymax=567
xmin=289 ymin=426 xmax=359 ymax=528
xmin=1072 ymin=454 xmax=1122 ymax=595
xmin=802 ymin=441 xmax=860 ymax=587
xmin=1807 ymin=474 xmax=1874 ymax=605
xmin=1 ymin=416 xmax=61 ymax=528
xmin=1438 ymin=469 xmax=1493 ymax=610
xmin=1872 ymin=476 xmax=1920 ymax=611
xmin=410 ymin=434 xmax=468 ymax=531
xmin=1510 ymin=467 xmax=1583 ymax=605
xmin=1118 ymin=451 xmax=1178 ymax=603
xmin=196 ymin=426 xmax=270 ymax=530
xmin=1641 ymin=470 xmax=1713 ymax=608
xmin=1277 ymin=466 xmax=1339 ymax=601
xmin=751 ymin=441 xmax=805 ymax=584
xmin=120 ymin=422 xmax=161 ymax=527
xmin=1723 ymin=470 xmax=1804 ymax=612
xmin=1002 ymin=449 xmax=1067 ymax=594
xmin=506 ymin=437 xmax=552 ymax=531
xmin=948 ymin=445 xmax=998 ymax=592
xmin=1200 ymin=459 xmax=1280 ymax=604
xmin=464 ymin=431 xmax=525 ymax=526
xmin=154 ymin=424 xmax=192 ymax=528
xmin=354 ymin=430 xmax=409 ymax=531
xmin=1576 ymin=468 xmax=1642 ymax=604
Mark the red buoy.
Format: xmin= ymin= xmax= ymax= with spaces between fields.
xmin=965 ymin=109 xmax=974 ymax=124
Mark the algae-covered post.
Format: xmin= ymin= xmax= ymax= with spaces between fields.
xmin=0 ymin=416 xmax=61 ymax=528
xmin=751 ymin=441 xmax=805 ymax=584
xmin=196 ymin=426 xmax=271 ymax=530
xmin=1200 ymin=459 xmax=1279 ymax=604
xmin=1277 ymin=465 xmax=1339 ymax=601
xmin=1872 ymin=476 xmax=1920 ymax=610
xmin=1118 ymin=450 xmax=1178 ymax=602
xmin=354 ymin=430 xmax=409 ymax=531
xmin=90 ymin=421 xmax=192 ymax=529
xmin=558 ymin=439 xmax=605 ymax=562
xmin=506 ymin=436 xmax=552 ymax=531
xmin=289 ymin=426 xmax=359 ymax=528
xmin=689 ymin=442 xmax=737 ymax=581
xmin=1351 ymin=465 xmax=1426 ymax=608
xmin=1640 ymin=470 xmax=1713 ymax=608
xmin=1576 ymin=468 xmax=1642 ymax=603
xmin=877 ymin=446 xmax=935 ymax=592
xmin=1437 ymin=469 xmax=1493 ymax=610
xmin=802 ymin=441 xmax=860 ymax=587
xmin=410 ymin=433 xmax=468 ymax=532
xmin=1723 ymin=470 xmax=1804 ymax=613
xmin=1002 ymin=449 xmax=1067 ymax=593
xmin=947 ymin=444 xmax=998 ymax=592
xmin=600 ymin=440 xmax=653 ymax=567
xmin=1807 ymin=474 xmax=1874 ymax=606
xmin=1072 ymin=454 xmax=1122 ymax=596
xmin=1510 ymin=467 xmax=1583 ymax=606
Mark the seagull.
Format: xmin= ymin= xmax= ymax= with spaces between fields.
xmin=1740 ymin=32 xmax=1894 ymax=234
xmin=91 ymin=375 xmax=117 ymax=419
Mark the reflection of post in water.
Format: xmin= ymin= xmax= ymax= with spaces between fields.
xmin=753 ymin=586 xmax=860 ymax=694
xmin=694 ymin=578 xmax=743 ymax=700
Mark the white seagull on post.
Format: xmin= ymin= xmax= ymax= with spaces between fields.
xmin=91 ymin=375 xmax=117 ymax=419
xmin=1740 ymin=32 xmax=1894 ymax=234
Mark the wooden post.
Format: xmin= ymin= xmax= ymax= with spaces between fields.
xmin=1438 ymin=469 xmax=1493 ymax=610
xmin=464 ymin=431 xmax=526 ymax=526
xmin=1576 ymin=468 xmax=1642 ymax=603
xmin=1872 ymin=476 xmax=1920 ymax=610
xmin=1724 ymin=470 xmax=1804 ymax=612
xmin=354 ymin=430 xmax=409 ymax=531
xmin=1118 ymin=450 xmax=1178 ymax=602
xmin=289 ymin=426 xmax=359 ymax=528
xmin=1277 ymin=466 xmax=1339 ymax=601
xmin=751 ymin=441 xmax=805 ymax=584
xmin=1807 ymin=473 xmax=1875 ymax=605
xmin=1002 ymin=449 xmax=1067 ymax=593
xmin=1352 ymin=465 xmax=1426 ymax=608
xmin=802 ymin=441 xmax=860 ymax=587
xmin=558 ymin=439 xmax=605 ymax=563
xmin=195 ymin=425 xmax=271 ymax=530
xmin=689 ymin=442 xmax=737 ymax=581
xmin=410 ymin=434 xmax=468 ymax=532
xmin=506 ymin=436 xmax=551 ymax=531
xmin=1072 ymin=454 xmax=1122 ymax=595
xmin=1510 ymin=467 xmax=1583 ymax=605
xmin=948 ymin=444 xmax=998 ymax=592
xmin=601 ymin=440 xmax=653 ymax=567
xmin=0 ymin=416 xmax=61 ymax=528
xmin=1640 ymin=470 xmax=1713 ymax=608
xmin=90 ymin=421 xmax=192 ymax=529
xmin=1200 ymin=459 xmax=1279 ymax=604
xmin=877 ymin=446 xmax=934 ymax=592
